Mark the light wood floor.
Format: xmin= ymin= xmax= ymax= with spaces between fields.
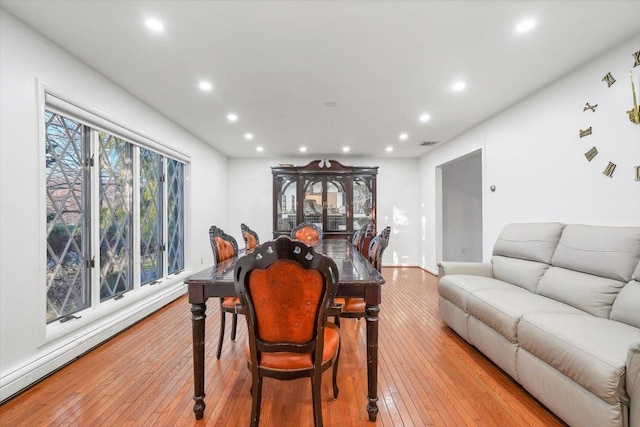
xmin=0 ymin=267 xmax=566 ymax=427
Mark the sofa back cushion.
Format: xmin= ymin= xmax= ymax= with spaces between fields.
xmin=550 ymin=225 xmax=640 ymax=282
xmin=610 ymin=261 xmax=640 ymax=328
xmin=537 ymin=267 xmax=625 ymax=318
xmin=491 ymin=222 xmax=565 ymax=292
xmin=537 ymin=225 xmax=640 ymax=318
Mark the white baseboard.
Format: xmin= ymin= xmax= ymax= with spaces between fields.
xmin=382 ymin=264 xmax=439 ymax=276
xmin=422 ymin=265 xmax=439 ymax=275
xmin=0 ymin=283 xmax=187 ymax=403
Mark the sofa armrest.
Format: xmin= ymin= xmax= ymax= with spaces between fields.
xmin=437 ymin=261 xmax=493 ymax=278
xmin=628 ymin=342 xmax=640 ymax=427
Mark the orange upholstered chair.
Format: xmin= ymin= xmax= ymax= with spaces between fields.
xmin=240 ymin=223 xmax=260 ymax=251
xmin=209 ymin=225 xmax=239 ymax=359
xmin=291 ymin=222 xmax=323 ymax=246
xmin=234 ymin=236 xmax=341 ymax=427
xmin=336 ymin=226 xmax=390 ymax=320
xmin=351 ymin=226 xmax=366 ymax=252
xmin=351 ymin=223 xmax=374 ymax=254
xmin=367 ymin=226 xmax=391 ymax=273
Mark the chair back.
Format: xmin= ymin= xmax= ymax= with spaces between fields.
xmin=352 ymin=224 xmax=374 ymax=253
xmin=209 ymin=225 xmax=238 ymax=264
xmin=368 ymin=226 xmax=391 ymax=272
xmin=234 ymin=236 xmax=339 ymax=363
xmin=241 ymin=223 xmax=260 ymax=250
xmin=291 ymin=222 xmax=323 ymax=244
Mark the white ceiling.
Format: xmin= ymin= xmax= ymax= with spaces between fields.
xmin=2 ymin=1 xmax=640 ymax=158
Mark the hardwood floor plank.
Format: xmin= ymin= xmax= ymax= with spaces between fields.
xmin=0 ymin=267 xmax=567 ymax=427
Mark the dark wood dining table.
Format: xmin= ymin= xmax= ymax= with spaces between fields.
xmin=185 ymin=238 xmax=385 ymax=421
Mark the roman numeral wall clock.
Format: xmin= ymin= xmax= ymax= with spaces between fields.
xmin=579 ymin=48 xmax=640 ymax=181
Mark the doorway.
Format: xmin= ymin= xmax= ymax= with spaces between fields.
xmin=437 ymin=150 xmax=483 ymax=263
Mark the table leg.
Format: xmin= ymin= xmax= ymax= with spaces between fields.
xmin=365 ymin=304 xmax=380 ymax=421
xmin=191 ymin=302 xmax=207 ymax=419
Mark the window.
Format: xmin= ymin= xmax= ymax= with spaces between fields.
xmin=44 ymin=105 xmax=186 ymax=323
xmin=99 ymin=132 xmax=133 ymax=300
xmin=45 ymin=112 xmax=90 ymax=321
xmin=140 ymin=147 xmax=163 ymax=284
xmin=167 ymin=159 xmax=184 ymax=274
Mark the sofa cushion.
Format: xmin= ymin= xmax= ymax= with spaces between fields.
xmin=467 ymin=289 xmax=587 ymax=343
xmin=438 ymin=275 xmax=513 ymax=312
xmin=518 ymin=312 xmax=640 ymax=404
xmin=551 ymin=225 xmax=640 ymax=282
xmin=634 ymin=260 xmax=640 ymax=281
xmin=612 ymin=261 xmax=640 ymax=328
xmin=610 ymin=280 xmax=640 ymax=328
xmin=537 ymin=266 xmax=626 ymax=318
xmin=492 ymin=256 xmax=551 ymax=293
xmin=491 ymin=222 xmax=565 ymax=292
xmin=492 ymin=222 xmax=565 ymax=263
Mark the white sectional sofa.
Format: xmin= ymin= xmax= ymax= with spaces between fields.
xmin=438 ymin=223 xmax=640 ymax=427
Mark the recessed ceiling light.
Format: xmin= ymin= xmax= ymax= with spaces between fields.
xmin=226 ymin=113 xmax=238 ymax=122
xmin=244 ymin=133 xmax=254 ymax=140
xmin=198 ymin=81 xmax=213 ymax=92
xmin=342 ymin=146 xmax=350 ymax=153
xmin=515 ymin=18 xmax=536 ymax=34
xmin=299 ymin=146 xmax=307 ymax=153
xmin=451 ymin=81 xmax=467 ymax=92
xmin=145 ymin=18 xmax=164 ymax=32
xmin=399 ymin=133 xmax=409 ymax=141
xmin=386 ymin=146 xmax=394 ymax=153
xmin=419 ymin=113 xmax=431 ymax=123
xmin=325 ymin=101 xmax=336 ymax=107
xmin=256 ymin=146 xmax=263 ymax=152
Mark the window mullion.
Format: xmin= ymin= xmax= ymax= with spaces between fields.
xmin=82 ymin=125 xmax=93 ymax=311
xmin=89 ymin=128 xmax=101 ymax=309
xmin=162 ymin=156 xmax=168 ymax=278
xmin=132 ymin=146 xmax=141 ymax=289
xmin=158 ymin=155 xmax=165 ymax=280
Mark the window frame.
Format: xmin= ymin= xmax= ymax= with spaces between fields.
xmin=38 ymin=82 xmax=191 ymax=343
xmin=138 ymin=147 xmax=165 ymax=286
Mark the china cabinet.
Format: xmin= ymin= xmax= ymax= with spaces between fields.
xmin=272 ymin=159 xmax=378 ymax=239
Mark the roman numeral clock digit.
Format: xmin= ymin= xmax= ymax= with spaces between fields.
xmin=603 ymin=162 xmax=617 ymax=177
xmin=578 ymin=49 xmax=640 ymax=181
xmin=579 ymin=127 xmax=592 ymax=138
xmin=602 ymin=72 xmax=616 ymax=87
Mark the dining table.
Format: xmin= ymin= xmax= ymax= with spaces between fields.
xmin=185 ymin=238 xmax=385 ymax=421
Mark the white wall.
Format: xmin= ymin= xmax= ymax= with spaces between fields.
xmin=419 ymin=34 xmax=640 ymax=273
xmin=227 ymin=157 xmax=421 ymax=266
xmin=0 ymin=10 xmax=227 ymax=400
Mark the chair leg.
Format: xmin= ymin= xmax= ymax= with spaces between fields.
xmin=250 ymin=376 xmax=263 ymax=427
xmin=216 ymin=309 xmax=226 ymax=360
xmin=231 ymin=313 xmax=238 ymax=341
xmin=311 ymin=373 xmax=323 ymax=427
xmin=332 ymin=341 xmax=340 ymax=399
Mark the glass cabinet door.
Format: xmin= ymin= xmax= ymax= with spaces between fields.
xmin=302 ymin=177 xmax=323 ymax=226
xmin=326 ymin=178 xmax=347 ymax=231
xmin=353 ymin=175 xmax=373 ymax=230
xmin=275 ymin=175 xmax=297 ymax=232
